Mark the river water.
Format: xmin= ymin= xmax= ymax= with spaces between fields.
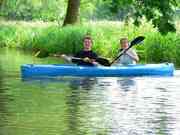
xmin=0 ymin=48 xmax=180 ymax=135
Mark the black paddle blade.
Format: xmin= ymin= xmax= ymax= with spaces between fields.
xmin=96 ymin=57 xmax=111 ymax=66
xmin=130 ymin=36 xmax=145 ymax=47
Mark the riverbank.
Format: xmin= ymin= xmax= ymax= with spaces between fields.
xmin=0 ymin=20 xmax=180 ymax=66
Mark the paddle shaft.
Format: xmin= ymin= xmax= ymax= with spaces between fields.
xmin=110 ymin=46 xmax=131 ymax=65
xmin=58 ymin=54 xmax=110 ymax=66
xmin=71 ymin=57 xmax=110 ymax=66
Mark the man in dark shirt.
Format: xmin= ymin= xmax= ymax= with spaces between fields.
xmin=72 ymin=36 xmax=98 ymax=66
xmin=60 ymin=35 xmax=110 ymax=66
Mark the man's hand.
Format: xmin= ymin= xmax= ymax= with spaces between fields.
xmin=125 ymin=50 xmax=139 ymax=62
xmin=50 ymin=54 xmax=61 ymax=57
xmin=60 ymin=54 xmax=71 ymax=62
xmin=60 ymin=54 xmax=66 ymax=58
xmin=83 ymin=57 xmax=92 ymax=63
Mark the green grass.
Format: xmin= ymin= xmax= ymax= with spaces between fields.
xmin=0 ymin=20 xmax=180 ymax=66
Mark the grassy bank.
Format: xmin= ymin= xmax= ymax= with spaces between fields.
xmin=0 ymin=20 xmax=180 ymax=66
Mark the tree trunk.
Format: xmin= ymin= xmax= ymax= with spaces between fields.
xmin=63 ymin=0 xmax=80 ymax=26
xmin=0 ymin=0 xmax=4 ymax=8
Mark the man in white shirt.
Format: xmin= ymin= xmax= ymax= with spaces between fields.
xmin=117 ymin=38 xmax=139 ymax=65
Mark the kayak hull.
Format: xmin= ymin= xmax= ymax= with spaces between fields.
xmin=21 ymin=63 xmax=174 ymax=77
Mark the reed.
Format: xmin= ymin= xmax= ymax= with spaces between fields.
xmin=0 ymin=20 xmax=180 ymax=66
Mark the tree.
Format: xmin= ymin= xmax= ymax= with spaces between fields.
xmin=63 ymin=0 xmax=80 ymax=26
xmin=63 ymin=0 xmax=179 ymax=34
xmin=0 ymin=0 xmax=4 ymax=7
xmin=0 ymin=0 xmax=66 ymax=21
xmin=108 ymin=0 xmax=178 ymax=34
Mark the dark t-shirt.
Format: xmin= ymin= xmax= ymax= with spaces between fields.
xmin=72 ymin=50 xmax=98 ymax=66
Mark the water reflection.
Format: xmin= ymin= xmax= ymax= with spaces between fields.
xmin=1 ymin=48 xmax=180 ymax=135
xmin=149 ymin=88 xmax=175 ymax=135
xmin=22 ymin=76 xmax=98 ymax=90
xmin=69 ymin=77 xmax=97 ymax=90
xmin=21 ymin=76 xmax=99 ymax=134
xmin=117 ymin=78 xmax=136 ymax=92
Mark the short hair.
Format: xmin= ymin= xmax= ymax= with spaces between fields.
xmin=83 ymin=35 xmax=92 ymax=41
xmin=120 ymin=38 xmax=128 ymax=44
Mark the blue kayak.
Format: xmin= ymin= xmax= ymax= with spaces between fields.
xmin=21 ymin=63 xmax=174 ymax=77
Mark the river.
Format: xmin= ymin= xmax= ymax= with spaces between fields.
xmin=0 ymin=48 xmax=180 ymax=135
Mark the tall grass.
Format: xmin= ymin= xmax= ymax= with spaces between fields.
xmin=0 ymin=20 xmax=180 ymax=66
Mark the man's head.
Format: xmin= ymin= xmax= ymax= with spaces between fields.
xmin=120 ymin=38 xmax=129 ymax=49
xmin=83 ymin=36 xmax=93 ymax=51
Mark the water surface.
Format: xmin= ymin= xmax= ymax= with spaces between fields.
xmin=0 ymin=48 xmax=180 ymax=135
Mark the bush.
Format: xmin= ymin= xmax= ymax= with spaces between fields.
xmin=144 ymin=33 xmax=180 ymax=66
xmin=0 ymin=21 xmax=180 ymax=67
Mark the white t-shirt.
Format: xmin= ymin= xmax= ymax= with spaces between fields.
xmin=117 ymin=49 xmax=138 ymax=65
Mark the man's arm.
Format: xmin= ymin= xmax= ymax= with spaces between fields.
xmin=126 ymin=49 xmax=139 ymax=62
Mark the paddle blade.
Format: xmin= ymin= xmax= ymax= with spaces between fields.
xmin=96 ymin=57 xmax=111 ymax=66
xmin=34 ymin=51 xmax=41 ymax=57
xmin=130 ymin=36 xmax=145 ymax=47
xmin=34 ymin=50 xmax=50 ymax=58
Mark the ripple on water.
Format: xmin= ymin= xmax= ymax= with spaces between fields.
xmin=1 ymin=49 xmax=180 ymax=135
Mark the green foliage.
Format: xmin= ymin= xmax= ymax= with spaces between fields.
xmin=108 ymin=0 xmax=178 ymax=34
xmin=0 ymin=25 xmax=16 ymax=47
xmin=144 ymin=34 xmax=178 ymax=64
xmin=80 ymin=0 xmax=133 ymax=21
xmin=1 ymin=21 xmax=180 ymax=66
xmin=32 ymin=25 xmax=90 ymax=54
xmin=0 ymin=0 xmax=179 ymax=34
xmin=91 ymin=0 xmax=117 ymax=20
xmin=0 ymin=0 xmax=66 ymax=21
xmin=0 ymin=22 xmax=90 ymax=54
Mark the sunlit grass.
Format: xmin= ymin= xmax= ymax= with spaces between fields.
xmin=0 ymin=20 xmax=57 ymax=27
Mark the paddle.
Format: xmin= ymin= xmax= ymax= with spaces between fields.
xmin=35 ymin=51 xmax=110 ymax=66
xmin=58 ymin=55 xmax=111 ymax=66
xmin=34 ymin=50 xmax=50 ymax=58
xmin=110 ymin=36 xmax=145 ymax=65
xmin=73 ymin=57 xmax=110 ymax=66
